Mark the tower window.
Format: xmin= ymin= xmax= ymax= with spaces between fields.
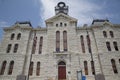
xmin=63 ymin=31 xmax=67 ymax=51
xmin=87 ymin=35 xmax=91 ymax=53
xmin=8 ymin=61 xmax=14 ymax=75
xmin=106 ymin=42 xmax=111 ymax=51
xmin=6 ymin=44 xmax=12 ymax=53
xmin=56 ymin=24 xmax=58 ymax=27
xmin=39 ymin=37 xmax=43 ymax=54
xmin=0 ymin=61 xmax=7 ymax=75
xmin=80 ymin=35 xmax=85 ymax=53
xmin=111 ymin=59 xmax=118 ymax=74
xmin=119 ymin=59 xmax=120 ymax=63
xmin=17 ymin=33 xmax=21 ymax=40
xmin=64 ymin=23 xmax=67 ymax=26
xmin=113 ymin=42 xmax=119 ymax=51
xmin=103 ymin=31 xmax=107 ymax=38
xmin=11 ymin=33 xmax=15 ymax=40
xmin=60 ymin=22 xmax=62 ymax=27
xmin=13 ymin=44 xmax=18 ymax=53
xmin=56 ymin=31 xmax=60 ymax=52
xmin=32 ymin=35 xmax=37 ymax=54
xmin=110 ymin=31 xmax=114 ymax=38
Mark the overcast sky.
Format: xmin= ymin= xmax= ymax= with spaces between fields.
xmin=0 ymin=0 xmax=120 ymax=41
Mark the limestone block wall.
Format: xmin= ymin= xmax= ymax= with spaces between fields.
xmin=0 ymin=26 xmax=32 ymax=80
xmin=92 ymin=25 xmax=120 ymax=80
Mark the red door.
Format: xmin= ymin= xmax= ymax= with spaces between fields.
xmin=58 ymin=66 xmax=66 ymax=80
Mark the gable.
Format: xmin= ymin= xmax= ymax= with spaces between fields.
xmin=45 ymin=13 xmax=77 ymax=23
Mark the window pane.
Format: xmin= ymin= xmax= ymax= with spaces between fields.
xmin=56 ymin=31 xmax=60 ymax=52
xmin=84 ymin=61 xmax=88 ymax=75
xmin=63 ymin=31 xmax=67 ymax=51
xmin=113 ymin=42 xmax=119 ymax=51
xmin=80 ymin=36 xmax=85 ymax=53
xmin=103 ymin=31 xmax=107 ymax=38
xmin=17 ymin=33 xmax=21 ymax=40
xmin=87 ymin=35 xmax=91 ymax=53
xmin=110 ymin=31 xmax=114 ymax=38
xmin=32 ymin=36 xmax=37 ymax=54
xmin=8 ymin=61 xmax=14 ymax=75
xmin=14 ymin=44 xmax=18 ymax=53
xmin=91 ymin=61 xmax=95 ymax=75
xmin=36 ymin=62 xmax=40 ymax=76
xmin=11 ymin=33 xmax=15 ymax=40
xmin=111 ymin=59 xmax=118 ymax=73
xmin=106 ymin=42 xmax=111 ymax=51
xmin=29 ymin=62 xmax=34 ymax=75
xmin=7 ymin=44 xmax=12 ymax=53
xmin=0 ymin=61 xmax=7 ymax=75
xmin=39 ymin=37 xmax=43 ymax=54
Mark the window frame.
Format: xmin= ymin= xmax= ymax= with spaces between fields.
xmin=10 ymin=33 xmax=15 ymax=40
xmin=103 ymin=31 xmax=107 ymax=38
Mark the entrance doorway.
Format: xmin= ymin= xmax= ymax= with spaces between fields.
xmin=58 ymin=61 xmax=66 ymax=80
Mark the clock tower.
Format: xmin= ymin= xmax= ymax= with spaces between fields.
xmin=55 ymin=2 xmax=68 ymax=15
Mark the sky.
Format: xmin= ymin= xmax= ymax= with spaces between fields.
xmin=0 ymin=0 xmax=120 ymax=41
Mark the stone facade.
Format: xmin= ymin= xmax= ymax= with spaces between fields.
xmin=0 ymin=2 xmax=120 ymax=80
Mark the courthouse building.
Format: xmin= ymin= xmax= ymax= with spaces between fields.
xmin=0 ymin=2 xmax=120 ymax=80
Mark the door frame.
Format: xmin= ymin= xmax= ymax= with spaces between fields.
xmin=58 ymin=61 xmax=66 ymax=80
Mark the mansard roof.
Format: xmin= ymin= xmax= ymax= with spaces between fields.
xmin=3 ymin=21 xmax=32 ymax=31
xmin=45 ymin=13 xmax=77 ymax=23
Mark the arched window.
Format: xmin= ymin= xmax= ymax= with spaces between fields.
xmin=0 ymin=61 xmax=7 ymax=75
xmin=32 ymin=36 xmax=37 ymax=54
xmin=84 ymin=61 xmax=88 ymax=75
xmin=106 ymin=42 xmax=111 ymax=51
xmin=60 ymin=22 xmax=62 ymax=27
xmin=110 ymin=31 xmax=114 ymax=38
xmin=13 ymin=44 xmax=18 ymax=53
xmin=80 ymin=35 xmax=85 ymax=53
xmin=87 ymin=35 xmax=91 ymax=53
xmin=8 ymin=61 xmax=14 ymax=75
xmin=91 ymin=61 xmax=95 ymax=75
xmin=11 ymin=33 xmax=15 ymax=40
xmin=39 ymin=37 xmax=43 ymax=54
xmin=17 ymin=33 xmax=21 ymax=40
xmin=6 ymin=44 xmax=12 ymax=53
xmin=63 ymin=31 xmax=67 ymax=51
xmin=36 ymin=62 xmax=40 ymax=76
xmin=56 ymin=31 xmax=60 ymax=52
xmin=64 ymin=23 xmax=67 ymax=27
xmin=56 ymin=24 xmax=58 ymax=27
xmin=103 ymin=31 xmax=107 ymax=38
xmin=119 ymin=59 xmax=120 ymax=63
xmin=113 ymin=42 xmax=119 ymax=51
xmin=29 ymin=62 xmax=34 ymax=76
xmin=111 ymin=59 xmax=118 ymax=73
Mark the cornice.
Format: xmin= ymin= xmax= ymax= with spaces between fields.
xmin=76 ymin=26 xmax=92 ymax=30
xmin=32 ymin=28 xmax=47 ymax=31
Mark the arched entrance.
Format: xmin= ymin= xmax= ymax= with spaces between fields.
xmin=58 ymin=61 xmax=66 ymax=80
